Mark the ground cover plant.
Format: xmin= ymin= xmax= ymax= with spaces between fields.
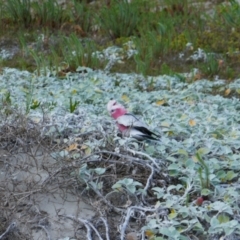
xmin=0 ymin=0 xmax=240 ymax=240
xmin=0 ymin=67 xmax=240 ymax=239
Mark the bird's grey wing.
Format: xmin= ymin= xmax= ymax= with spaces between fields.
xmin=117 ymin=114 xmax=160 ymax=140
xmin=123 ymin=128 xmax=159 ymax=140
xmin=116 ymin=113 xmax=147 ymax=128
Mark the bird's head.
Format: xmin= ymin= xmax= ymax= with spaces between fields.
xmin=107 ymin=99 xmax=127 ymax=119
xmin=107 ymin=99 xmax=117 ymax=112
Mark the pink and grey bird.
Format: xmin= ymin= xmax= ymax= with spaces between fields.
xmin=107 ymin=99 xmax=160 ymax=140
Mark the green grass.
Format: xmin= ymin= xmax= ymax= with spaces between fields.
xmin=32 ymin=0 xmax=69 ymax=28
xmin=4 ymin=0 xmax=32 ymax=27
xmin=72 ymin=0 xmax=93 ymax=33
xmin=97 ymin=0 xmax=141 ymax=39
xmin=0 ymin=0 xmax=240 ymax=80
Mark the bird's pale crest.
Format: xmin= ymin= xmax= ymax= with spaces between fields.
xmin=107 ymin=99 xmax=117 ymax=112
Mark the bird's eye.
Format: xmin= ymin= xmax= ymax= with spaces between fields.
xmin=111 ymin=109 xmax=115 ymax=112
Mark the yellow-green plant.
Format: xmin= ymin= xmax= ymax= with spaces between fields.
xmin=69 ymin=97 xmax=80 ymax=113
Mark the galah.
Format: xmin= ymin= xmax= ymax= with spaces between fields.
xmin=107 ymin=99 xmax=160 ymax=140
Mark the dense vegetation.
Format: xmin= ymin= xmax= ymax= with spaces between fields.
xmin=0 ymin=1 xmax=240 ymax=239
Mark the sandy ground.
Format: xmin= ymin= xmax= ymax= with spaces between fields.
xmin=0 ymin=147 xmax=96 ymax=240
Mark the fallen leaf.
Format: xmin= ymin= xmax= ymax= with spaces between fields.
xmin=180 ymin=114 xmax=187 ymax=120
xmin=192 ymin=156 xmax=198 ymax=162
xmin=126 ymin=232 xmax=138 ymax=240
xmin=57 ymin=71 xmax=66 ymax=77
xmin=145 ymin=229 xmax=155 ymax=239
xmin=189 ymin=119 xmax=196 ymax=126
xmin=218 ymin=59 xmax=224 ymax=68
xmin=81 ymin=144 xmax=88 ymax=150
xmin=66 ymin=143 xmax=78 ymax=151
xmin=156 ymin=99 xmax=165 ymax=105
xmin=73 ymin=24 xmax=86 ymax=37
xmin=193 ymin=72 xmax=202 ymax=81
xmin=32 ymin=117 xmax=41 ymax=123
xmin=187 ymin=100 xmax=195 ymax=105
xmin=122 ymin=200 xmax=132 ymax=208
xmin=169 ymin=208 xmax=177 ymax=219
xmin=121 ymin=94 xmax=130 ymax=102
xmin=94 ymin=88 xmax=103 ymax=93
xmin=161 ymin=121 xmax=170 ymax=127
xmin=59 ymin=62 xmax=69 ymax=71
xmin=225 ymin=89 xmax=231 ymax=96
xmin=85 ymin=147 xmax=92 ymax=155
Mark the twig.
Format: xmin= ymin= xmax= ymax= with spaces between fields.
xmin=144 ymin=164 xmax=155 ymax=193
xmin=126 ymin=148 xmax=161 ymax=171
xmin=91 ymin=187 xmax=124 ymax=214
xmin=61 ymin=215 xmax=104 ymax=240
xmin=41 ymin=153 xmax=97 ymax=187
xmin=80 ymin=219 xmax=103 ymax=240
xmin=100 ymin=217 xmax=110 ymax=240
xmin=141 ymin=231 xmax=145 ymax=240
xmin=141 ymin=163 xmax=155 ymax=203
xmin=32 ymin=224 xmax=51 ymax=240
xmin=120 ymin=206 xmax=158 ymax=240
xmin=60 ymin=215 xmax=92 ymax=240
xmin=179 ymin=220 xmax=198 ymax=234
xmin=15 ymin=188 xmax=43 ymax=205
xmin=42 ymin=149 xmax=155 ymax=189
xmin=0 ymin=222 xmax=16 ymax=239
xmin=178 ymin=177 xmax=194 ymax=204
xmin=97 ymin=150 xmax=147 ymax=165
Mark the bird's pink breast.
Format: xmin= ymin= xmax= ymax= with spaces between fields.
xmin=111 ymin=108 xmax=127 ymax=119
xmin=117 ymin=123 xmax=128 ymax=132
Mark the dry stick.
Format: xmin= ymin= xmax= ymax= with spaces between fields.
xmin=32 ymin=224 xmax=51 ymax=240
xmin=97 ymin=150 xmax=151 ymax=167
xmin=60 ymin=215 xmax=92 ymax=240
xmin=41 ymin=150 xmax=151 ymax=192
xmin=100 ymin=217 xmax=110 ymax=240
xmin=14 ymin=149 xmax=152 ymax=213
xmin=141 ymin=231 xmax=145 ymax=240
xmin=62 ymin=215 xmax=104 ymax=240
xmin=178 ymin=177 xmax=194 ymax=204
xmin=96 ymin=150 xmax=141 ymax=160
xmin=43 ymin=149 xmax=151 ymax=187
xmin=40 ymin=151 xmax=154 ymax=213
xmin=98 ymin=151 xmax=158 ymax=202
xmin=179 ymin=221 xmax=197 ymax=234
xmin=126 ymin=148 xmax=161 ymax=171
xmin=14 ymin=150 xmax=153 ymax=211
xmin=141 ymin=163 xmax=155 ymax=203
xmin=41 ymin=153 xmax=97 ymax=187
xmin=144 ymin=163 xmax=155 ymax=192
xmin=78 ymin=219 xmax=103 ymax=240
xmin=11 ymin=154 xmax=98 ymax=204
xmin=91 ymin=187 xmax=124 ymax=214
xmin=120 ymin=206 xmax=158 ymax=240
xmin=0 ymin=222 xmax=16 ymax=239
xmin=14 ymin=189 xmax=42 ymax=206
